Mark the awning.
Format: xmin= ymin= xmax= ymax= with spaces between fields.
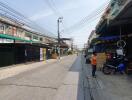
xmin=97 ymin=36 xmax=119 ymax=41
xmin=0 ymin=33 xmax=33 ymax=42
xmin=91 ymin=35 xmax=120 ymax=45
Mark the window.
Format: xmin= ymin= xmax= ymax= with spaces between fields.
xmin=0 ymin=23 xmax=5 ymax=34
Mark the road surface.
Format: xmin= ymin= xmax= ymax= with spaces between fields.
xmin=0 ymin=54 xmax=132 ymax=100
xmin=0 ymin=55 xmax=84 ymax=100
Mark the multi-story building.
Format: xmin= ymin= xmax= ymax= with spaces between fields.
xmin=0 ymin=10 xmax=57 ymax=43
xmin=0 ymin=18 xmax=57 ymax=44
xmin=0 ymin=14 xmax=59 ymax=67
xmin=96 ymin=0 xmax=132 ymax=34
xmin=95 ymin=0 xmax=132 ymax=73
xmin=109 ymin=0 xmax=130 ymax=19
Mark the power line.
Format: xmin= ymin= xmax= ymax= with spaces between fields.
xmin=49 ymin=0 xmax=67 ymax=29
xmin=44 ymin=0 xmax=68 ymax=35
xmin=0 ymin=1 xmax=56 ymax=37
xmin=64 ymin=4 xmax=108 ymax=33
xmin=63 ymin=13 xmax=102 ymax=35
xmin=44 ymin=0 xmax=61 ymax=16
xmin=62 ymin=1 xmax=110 ymax=33
xmin=64 ymin=8 xmax=105 ymax=33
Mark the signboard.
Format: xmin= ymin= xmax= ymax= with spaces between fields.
xmin=0 ymin=38 xmax=13 ymax=43
xmin=116 ymin=49 xmax=123 ymax=56
xmin=40 ymin=48 xmax=43 ymax=61
xmin=39 ymin=48 xmax=47 ymax=61
xmin=88 ymin=48 xmax=93 ymax=53
xmin=43 ymin=48 xmax=46 ymax=61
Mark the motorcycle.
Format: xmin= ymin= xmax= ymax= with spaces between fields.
xmin=102 ymin=56 xmax=127 ymax=75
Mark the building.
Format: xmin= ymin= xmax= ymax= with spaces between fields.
xmin=95 ymin=0 xmax=132 ymax=73
xmin=0 ymin=12 xmax=59 ymax=67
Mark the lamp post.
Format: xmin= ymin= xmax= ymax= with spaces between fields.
xmin=57 ymin=17 xmax=63 ymax=59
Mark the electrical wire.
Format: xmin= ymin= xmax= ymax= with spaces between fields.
xmin=62 ymin=1 xmax=110 ymax=33
xmin=63 ymin=9 xmax=104 ymax=34
xmin=45 ymin=0 xmax=104 ymax=35
xmin=44 ymin=0 xmax=68 ymax=35
xmin=63 ymin=13 xmax=102 ymax=35
xmin=0 ymin=1 xmax=56 ymax=37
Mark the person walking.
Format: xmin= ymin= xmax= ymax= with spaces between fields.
xmin=91 ymin=52 xmax=97 ymax=78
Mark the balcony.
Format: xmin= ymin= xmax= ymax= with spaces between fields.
xmin=109 ymin=0 xmax=130 ymax=19
xmin=110 ymin=0 xmax=120 ymax=18
xmin=118 ymin=0 xmax=128 ymax=6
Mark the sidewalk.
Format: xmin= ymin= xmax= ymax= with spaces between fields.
xmin=54 ymin=55 xmax=85 ymax=100
xmin=0 ymin=58 xmax=57 ymax=81
xmin=0 ymin=55 xmax=76 ymax=81
xmin=82 ymin=56 xmax=132 ymax=100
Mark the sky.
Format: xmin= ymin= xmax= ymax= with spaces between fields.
xmin=0 ymin=0 xmax=108 ymax=48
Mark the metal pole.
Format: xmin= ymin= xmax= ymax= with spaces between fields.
xmin=57 ymin=17 xmax=63 ymax=59
xmin=120 ymin=26 xmax=122 ymax=41
xmin=57 ymin=18 xmax=60 ymax=59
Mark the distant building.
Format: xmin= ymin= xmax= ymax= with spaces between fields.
xmin=88 ymin=30 xmax=97 ymax=43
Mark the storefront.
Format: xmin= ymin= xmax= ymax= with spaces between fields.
xmin=0 ymin=43 xmax=51 ymax=67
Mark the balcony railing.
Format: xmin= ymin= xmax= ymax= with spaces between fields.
xmin=109 ymin=0 xmax=129 ymax=19
xmin=118 ymin=0 xmax=128 ymax=6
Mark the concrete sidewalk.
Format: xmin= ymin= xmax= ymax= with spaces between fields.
xmin=0 ymin=55 xmax=74 ymax=81
xmin=54 ymin=55 xmax=85 ymax=100
xmin=82 ymin=56 xmax=132 ymax=100
xmin=0 ymin=58 xmax=57 ymax=81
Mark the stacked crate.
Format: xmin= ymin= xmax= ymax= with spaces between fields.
xmin=97 ymin=53 xmax=106 ymax=70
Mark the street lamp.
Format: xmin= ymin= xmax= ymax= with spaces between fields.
xmin=57 ymin=17 xmax=63 ymax=59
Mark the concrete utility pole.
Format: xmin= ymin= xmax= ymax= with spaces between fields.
xmin=71 ymin=38 xmax=73 ymax=51
xmin=57 ymin=17 xmax=63 ymax=59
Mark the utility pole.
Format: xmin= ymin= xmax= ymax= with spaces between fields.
xmin=57 ymin=17 xmax=63 ymax=59
xmin=71 ymin=38 xmax=73 ymax=51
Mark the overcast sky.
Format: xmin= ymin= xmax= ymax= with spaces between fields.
xmin=0 ymin=0 xmax=109 ymax=48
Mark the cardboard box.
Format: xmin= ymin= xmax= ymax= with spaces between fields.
xmin=97 ymin=53 xmax=106 ymax=70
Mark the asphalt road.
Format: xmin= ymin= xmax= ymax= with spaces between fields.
xmin=0 ymin=55 xmax=79 ymax=100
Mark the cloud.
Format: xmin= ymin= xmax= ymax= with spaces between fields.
xmin=29 ymin=10 xmax=53 ymax=21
